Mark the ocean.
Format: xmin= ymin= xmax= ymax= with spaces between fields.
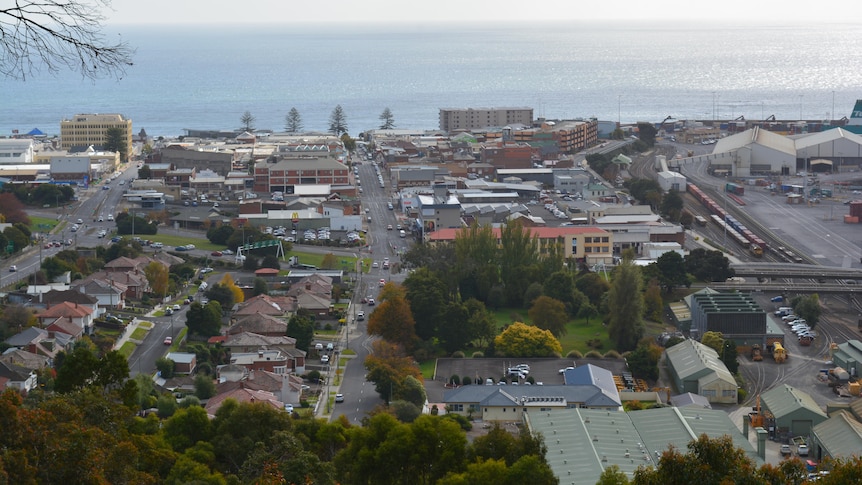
xmin=2 ymin=21 xmax=862 ymax=138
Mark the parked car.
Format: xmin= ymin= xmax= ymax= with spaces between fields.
xmin=321 ymin=355 xmax=330 ymax=364
xmin=335 ymin=393 xmax=344 ymax=403
xmin=211 ymin=251 xmax=223 ymax=257
xmin=357 ymin=311 xmax=365 ymax=321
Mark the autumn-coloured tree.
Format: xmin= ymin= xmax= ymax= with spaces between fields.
xmin=364 ymin=341 xmax=423 ymax=403
xmin=0 ymin=192 xmax=30 ymax=225
xmin=377 ymin=281 xmax=406 ymax=302
xmin=321 ymin=253 xmax=338 ymax=270
xmin=367 ymin=293 xmax=416 ymax=349
xmin=528 ymin=296 xmax=569 ymax=337
xmin=144 ymin=261 xmax=170 ymax=297
xmin=494 ymin=322 xmax=562 ymax=357
xmin=220 ymin=273 xmax=245 ymax=304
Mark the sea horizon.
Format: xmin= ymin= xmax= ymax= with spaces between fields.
xmin=2 ymin=20 xmax=861 ymax=138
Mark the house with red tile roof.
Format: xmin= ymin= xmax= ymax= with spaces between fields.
xmin=204 ymin=386 xmax=284 ymax=416
xmin=227 ymin=312 xmax=289 ymax=337
xmin=36 ymin=301 xmax=94 ymax=334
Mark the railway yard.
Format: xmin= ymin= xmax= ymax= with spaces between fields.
xmin=627 ymin=141 xmax=862 ymax=410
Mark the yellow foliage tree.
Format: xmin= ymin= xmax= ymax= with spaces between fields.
xmin=220 ymin=273 xmax=245 ymax=304
xmin=494 ymin=322 xmax=562 ymax=357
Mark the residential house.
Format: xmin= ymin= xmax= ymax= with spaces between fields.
xmin=165 ymin=352 xmax=197 ymax=375
xmin=40 ymin=289 xmax=100 ymax=318
xmin=35 ymin=301 xmax=95 ymax=335
xmin=3 ymin=326 xmax=74 ymax=361
xmin=233 ymin=294 xmax=292 ymax=319
xmin=0 ymin=360 xmax=38 ymax=393
xmin=227 ymin=312 xmax=289 ymax=337
xmin=223 ymin=332 xmax=306 ymax=373
xmin=205 ymin=387 xmax=284 ymax=416
xmin=287 ymin=274 xmax=333 ymax=299
xmin=75 ymin=279 xmax=126 ymax=309
xmin=81 ymin=270 xmax=147 ymax=299
xmin=229 ymin=349 xmax=291 ymax=374
xmin=215 ymin=370 xmax=303 ymax=405
xmin=293 ymin=293 xmax=331 ymax=317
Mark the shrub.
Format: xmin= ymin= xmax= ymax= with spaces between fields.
xmin=526 ymin=376 xmax=535 ymax=384
xmin=737 ymin=388 xmax=748 ymax=404
xmin=450 ymin=374 xmax=460 ymax=386
xmin=585 ymin=350 xmax=603 ymax=359
xmin=471 ymin=351 xmax=484 ymax=358
xmin=566 ymin=350 xmax=584 ymax=359
xmin=442 ymin=412 xmax=472 ymax=431
xmin=451 ymin=350 xmax=465 ymax=358
xmin=604 ymin=350 xmax=622 ymax=359
xmin=586 ymin=338 xmax=604 ymax=350
xmin=461 ymin=376 xmax=472 ymax=385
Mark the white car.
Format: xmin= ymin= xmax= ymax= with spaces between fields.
xmin=335 ymin=393 xmax=344 ymax=403
xmin=321 ymin=355 xmax=330 ymax=364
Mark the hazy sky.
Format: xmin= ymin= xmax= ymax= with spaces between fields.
xmin=105 ymin=0 xmax=862 ymax=25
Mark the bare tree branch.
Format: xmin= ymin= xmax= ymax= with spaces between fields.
xmin=0 ymin=0 xmax=134 ymax=80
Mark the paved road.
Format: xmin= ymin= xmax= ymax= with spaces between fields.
xmin=1 ymin=162 xmax=139 ymax=287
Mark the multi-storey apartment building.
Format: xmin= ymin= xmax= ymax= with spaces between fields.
xmin=253 ymin=157 xmax=349 ymax=193
xmin=439 ymin=107 xmax=533 ymax=132
xmin=60 ymin=113 xmax=133 ymax=161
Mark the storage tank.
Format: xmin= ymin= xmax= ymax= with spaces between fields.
xmin=830 ymin=366 xmax=850 ymax=382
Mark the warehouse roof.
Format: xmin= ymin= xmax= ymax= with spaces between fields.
xmin=812 ymin=410 xmax=862 ymax=459
xmin=527 ymin=406 xmax=760 ymax=484
xmin=713 ymin=126 xmax=796 ymax=156
xmin=761 ymin=384 xmax=826 ymax=421
xmin=794 ymin=127 xmax=862 ymax=149
xmin=665 ymin=339 xmax=734 ymax=385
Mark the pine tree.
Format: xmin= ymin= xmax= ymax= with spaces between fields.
xmin=328 ymin=104 xmax=348 ymax=135
xmin=379 ymin=107 xmax=395 ymax=129
xmin=285 ymin=107 xmax=303 ymax=132
xmin=607 ymin=257 xmax=645 ymax=351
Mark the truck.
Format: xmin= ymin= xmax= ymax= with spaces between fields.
xmin=773 ymin=342 xmax=787 ymax=363
xmin=726 ymin=182 xmax=745 ymax=196
xmin=751 ymin=344 xmax=763 ymax=361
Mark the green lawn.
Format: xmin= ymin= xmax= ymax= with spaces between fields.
xmin=130 ymin=327 xmax=148 ymax=340
xmin=287 ymin=251 xmax=363 ymax=273
xmin=490 ymin=306 xmax=612 ymax=355
xmin=137 ymin=321 xmax=154 ymax=329
xmin=118 ymin=342 xmax=136 ymax=358
xmin=419 ymin=360 xmax=436 ymax=379
xmin=29 ymin=216 xmax=59 ymax=233
xmin=145 ymin=234 xmax=222 ymax=251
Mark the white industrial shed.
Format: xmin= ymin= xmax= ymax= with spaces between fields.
xmin=711 ymin=127 xmax=796 ymax=177
xmin=709 ymin=127 xmax=862 ymax=177
xmin=793 ymin=128 xmax=862 ymax=169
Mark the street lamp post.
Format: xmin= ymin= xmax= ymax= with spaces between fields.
xmin=617 ymin=95 xmax=622 ymax=127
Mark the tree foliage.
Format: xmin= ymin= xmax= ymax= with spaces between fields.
xmin=654 ymin=251 xmax=689 ymax=293
xmin=328 ymin=104 xmax=348 ymax=135
xmin=367 ymin=294 xmax=417 ymax=350
xmin=528 ymin=296 xmax=569 ymax=337
xmin=104 ymin=126 xmax=128 ymax=161
xmin=287 ymin=314 xmax=315 ymax=351
xmin=144 ymin=261 xmax=169 ymax=297
xmin=379 ymin=107 xmax=395 ymax=130
xmin=285 ymin=107 xmax=303 ymax=132
xmin=364 ymin=341 xmax=423 ymax=403
xmin=791 ymin=293 xmax=821 ymax=329
xmin=0 ymin=0 xmax=134 ymax=80
xmin=185 ymin=301 xmax=223 ymax=337
xmin=494 ymin=322 xmax=562 ymax=357
xmin=607 ymin=258 xmax=645 ymax=351
xmin=685 ymin=248 xmax=734 ymax=282
xmin=240 ymin=110 xmax=255 ymax=132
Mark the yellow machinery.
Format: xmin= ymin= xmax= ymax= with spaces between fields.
xmin=774 ymin=342 xmax=787 ymax=363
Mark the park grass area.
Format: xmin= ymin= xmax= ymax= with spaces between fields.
xmin=152 ymin=310 xmax=166 ymax=317
xmin=287 ymin=250 xmax=362 ymax=273
xmin=558 ymin=318 xmax=613 ymax=355
xmin=490 ymin=306 xmax=612 ymax=355
xmin=419 ymin=360 xmax=436 ymax=379
xmin=29 ymin=216 xmax=59 ymax=233
xmin=145 ymin=234 xmax=222 ymax=251
xmin=315 ymin=329 xmax=338 ymax=336
xmin=138 ymin=321 xmax=154 ymax=329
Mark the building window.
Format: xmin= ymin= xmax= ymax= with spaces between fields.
xmin=450 ymin=404 xmax=464 ymax=412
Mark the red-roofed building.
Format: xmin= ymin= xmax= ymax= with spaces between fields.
xmin=36 ymin=301 xmax=95 ymax=334
xmin=427 ymin=225 xmax=613 ymax=264
xmin=204 ymin=386 xmax=284 ymax=415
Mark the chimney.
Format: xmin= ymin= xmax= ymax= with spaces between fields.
xmin=755 ymin=427 xmax=767 ymax=460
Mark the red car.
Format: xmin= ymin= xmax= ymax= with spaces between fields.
xmin=211 ymin=251 xmax=223 ymax=257
xmin=163 ymin=336 xmax=173 ymax=345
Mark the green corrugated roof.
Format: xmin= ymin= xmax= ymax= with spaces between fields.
xmin=812 ymin=411 xmax=862 ymax=459
xmin=528 ymin=406 xmax=762 ymax=483
xmin=761 ymin=384 xmax=827 ymax=421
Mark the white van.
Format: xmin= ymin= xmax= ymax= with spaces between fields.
xmin=399 ymin=229 xmax=406 ymax=238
